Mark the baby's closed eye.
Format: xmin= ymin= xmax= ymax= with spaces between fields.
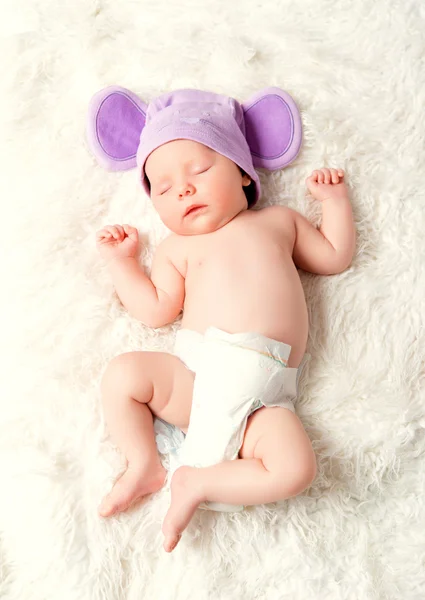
xmin=158 ymin=165 xmax=212 ymax=196
xmin=158 ymin=167 xmax=211 ymax=194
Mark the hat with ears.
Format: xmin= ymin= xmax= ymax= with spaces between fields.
xmin=86 ymin=86 xmax=302 ymax=205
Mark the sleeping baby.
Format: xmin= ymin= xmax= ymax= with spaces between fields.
xmin=90 ymin=87 xmax=356 ymax=552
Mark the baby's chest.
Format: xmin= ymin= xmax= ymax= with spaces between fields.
xmin=182 ymin=214 xmax=294 ymax=276
xmin=188 ymin=233 xmax=291 ymax=276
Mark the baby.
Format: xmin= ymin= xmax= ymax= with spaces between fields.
xmin=93 ymin=89 xmax=356 ymax=552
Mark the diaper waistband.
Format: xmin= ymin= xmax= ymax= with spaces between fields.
xmin=175 ymin=327 xmax=304 ymax=372
xmin=203 ymin=326 xmax=292 ymax=367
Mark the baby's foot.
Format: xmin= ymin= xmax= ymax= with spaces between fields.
xmin=162 ymin=466 xmax=205 ymax=552
xmin=99 ymin=461 xmax=166 ymax=517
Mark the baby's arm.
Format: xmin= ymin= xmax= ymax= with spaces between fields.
xmin=97 ymin=225 xmax=184 ymax=328
xmin=291 ymin=168 xmax=356 ymax=275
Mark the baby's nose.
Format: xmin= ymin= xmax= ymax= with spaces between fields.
xmin=178 ymin=183 xmax=195 ymax=198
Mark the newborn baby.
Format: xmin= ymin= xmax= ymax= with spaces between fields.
xmin=93 ymin=90 xmax=356 ymax=553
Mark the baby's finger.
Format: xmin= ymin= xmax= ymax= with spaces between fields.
xmin=105 ymin=225 xmax=121 ymax=240
xmin=311 ymin=170 xmax=320 ymax=182
xmin=321 ymin=168 xmax=331 ymax=184
xmin=330 ymin=168 xmax=339 ymax=184
xmin=338 ymin=169 xmax=345 ymax=178
xmin=113 ymin=224 xmax=125 ymax=238
xmin=123 ymin=224 xmax=139 ymax=240
xmin=96 ymin=229 xmax=112 ymax=240
xmin=96 ymin=233 xmax=114 ymax=244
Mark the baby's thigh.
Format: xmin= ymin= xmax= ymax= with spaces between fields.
xmin=147 ymin=352 xmax=194 ymax=430
xmin=104 ymin=351 xmax=194 ymax=431
xmin=239 ymin=407 xmax=316 ymax=478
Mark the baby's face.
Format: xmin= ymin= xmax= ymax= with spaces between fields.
xmin=145 ymin=140 xmax=251 ymax=235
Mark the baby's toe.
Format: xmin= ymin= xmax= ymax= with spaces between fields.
xmin=163 ymin=532 xmax=182 ymax=553
xmin=98 ymin=496 xmax=117 ymax=517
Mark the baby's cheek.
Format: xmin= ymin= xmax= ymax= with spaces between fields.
xmin=168 ymin=208 xmax=188 ymax=233
xmin=213 ymin=182 xmax=232 ymax=203
xmin=153 ymin=203 xmax=170 ymax=224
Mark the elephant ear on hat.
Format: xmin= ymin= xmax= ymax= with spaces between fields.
xmin=86 ymin=85 xmax=302 ymax=173
xmin=86 ymin=86 xmax=148 ymax=171
xmin=242 ymin=86 xmax=302 ymax=171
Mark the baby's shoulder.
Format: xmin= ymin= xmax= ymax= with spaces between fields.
xmin=255 ymin=204 xmax=296 ymax=227
xmin=157 ymin=233 xmax=188 ymax=274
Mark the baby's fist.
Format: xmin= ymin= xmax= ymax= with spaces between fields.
xmin=306 ymin=168 xmax=348 ymax=203
xmin=96 ymin=224 xmax=139 ymax=262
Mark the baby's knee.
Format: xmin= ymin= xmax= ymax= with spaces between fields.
xmin=289 ymin=452 xmax=317 ymax=497
xmin=274 ymin=451 xmax=317 ymax=499
xmin=100 ymin=352 xmax=143 ymax=395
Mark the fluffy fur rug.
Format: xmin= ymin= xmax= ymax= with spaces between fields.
xmin=1 ymin=0 xmax=424 ymax=598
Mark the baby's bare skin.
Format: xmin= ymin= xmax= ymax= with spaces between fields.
xmin=96 ymin=140 xmax=356 ymax=552
xmin=169 ymin=206 xmax=309 ymax=367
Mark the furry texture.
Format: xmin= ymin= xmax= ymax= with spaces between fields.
xmin=1 ymin=1 xmax=425 ymax=598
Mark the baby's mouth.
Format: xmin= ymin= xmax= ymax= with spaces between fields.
xmin=184 ymin=204 xmax=207 ymax=217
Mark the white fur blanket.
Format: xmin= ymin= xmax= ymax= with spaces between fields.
xmin=1 ymin=1 xmax=424 ymax=598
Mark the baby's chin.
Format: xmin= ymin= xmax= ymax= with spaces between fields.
xmin=164 ymin=213 xmax=234 ymax=236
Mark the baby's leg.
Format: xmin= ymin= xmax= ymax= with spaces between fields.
xmin=99 ymin=351 xmax=194 ymax=517
xmin=162 ymin=407 xmax=316 ymax=552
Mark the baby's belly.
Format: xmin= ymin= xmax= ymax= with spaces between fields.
xmin=181 ymin=270 xmax=309 ymax=368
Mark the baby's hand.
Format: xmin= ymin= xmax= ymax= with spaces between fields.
xmin=306 ymin=168 xmax=348 ymax=203
xmin=96 ymin=224 xmax=139 ymax=262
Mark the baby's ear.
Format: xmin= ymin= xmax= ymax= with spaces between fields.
xmin=242 ymin=173 xmax=252 ymax=186
xmin=86 ymin=86 xmax=148 ymax=171
xmin=238 ymin=167 xmax=251 ymax=186
xmin=242 ymin=87 xmax=302 ymax=171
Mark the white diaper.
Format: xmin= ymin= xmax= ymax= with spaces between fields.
xmin=171 ymin=327 xmax=308 ymax=510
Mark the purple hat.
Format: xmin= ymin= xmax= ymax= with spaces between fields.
xmin=87 ymin=86 xmax=302 ymax=205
